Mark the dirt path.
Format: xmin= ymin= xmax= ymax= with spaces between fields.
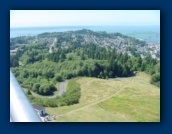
xmin=56 ymin=77 xmax=134 ymax=118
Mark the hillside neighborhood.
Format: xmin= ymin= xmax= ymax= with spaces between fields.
xmin=10 ymin=29 xmax=160 ymax=60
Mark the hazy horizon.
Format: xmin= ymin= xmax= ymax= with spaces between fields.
xmin=10 ymin=24 xmax=160 ymax=29
xmin=10 ymin=10 xmax=160 ymax=28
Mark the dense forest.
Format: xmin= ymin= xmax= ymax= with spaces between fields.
xmin=10 ymin=29 xmax=160 ymax=107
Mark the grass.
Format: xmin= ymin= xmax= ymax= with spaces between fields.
xmin=67 ymin=79 xmax=80 ymax=91
xmin=78 ymin=77 xmax=130 ymax=105
xmin=56 ymin=105 xmax=133 ymax=122
xmin=46 ymin=72 xmax=160 ymax=122
xmin=98 ymin=90 xmax=160 ymax=122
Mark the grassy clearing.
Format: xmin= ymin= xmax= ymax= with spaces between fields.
xmin=56 ymin=105 xmax=134 ymax=122
xmin=46 ymin=77 xmax=131 ymax=118
xmin=98 ymin=72 xmax=160 ymax=122
xmin=98 ymin=90 xmax=160 ymax=122
xmin=46 ymin=103 xmax=85 ymax=116
xmin=46 ymin=72 xmax=160 ymax=122
xmin=77 ymin=77 xmax=130 ymax=105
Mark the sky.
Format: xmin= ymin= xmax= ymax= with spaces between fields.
xmin=10 ymin=10 xmax=160 ymax=27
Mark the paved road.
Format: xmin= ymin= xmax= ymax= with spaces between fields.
xmin=49 ymin=38 xmax=57 ymax=53
xmin=56 ymin=80 xmax=69 ymax=96
xmin=47 ymin=79 xmax=69 ymax=98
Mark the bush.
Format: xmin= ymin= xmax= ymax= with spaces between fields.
xmin=151 ymin=73 xmax=160 ymax=87
xmin=55 ymin=75 xmax=63 ymax=82
xmin=27 ymin=90 xmax=32 ymax=95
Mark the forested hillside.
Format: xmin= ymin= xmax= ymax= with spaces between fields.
xmin=10 ymin=29 xmax=160 ymax=100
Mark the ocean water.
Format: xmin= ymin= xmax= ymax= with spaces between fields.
xmin=10 ymin=25 xmax=160 ymax=43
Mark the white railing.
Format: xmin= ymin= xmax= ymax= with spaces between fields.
xmin=10 ymin=71 xmax=42 ymax=122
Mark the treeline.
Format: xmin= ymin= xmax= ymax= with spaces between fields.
xmin=74 ymin=29 xmax=129 ymax=39
xmin=47 ymin=43 xmax=159 ymax=78
xmin=11 ymin=42 xmax=160 ymax=91
xmin=27 ymin=79 xmax=81 ymax=107
xmin=27 ymin=79 xmax=56 ymax=95
xmin=10 ymin=36 xmax=35 ymax=49
xmin=11 ymin=59 xmax=108 ymax=95
xmin=150 ymin=63 xmax=160 ymax=87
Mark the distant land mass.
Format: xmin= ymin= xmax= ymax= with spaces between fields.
xmin=10 ymin=25 xmax=160 ymax=43
xmin=10 ymin=29 xmax=160 ymax=60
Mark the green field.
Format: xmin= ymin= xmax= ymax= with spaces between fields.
xmin=46 ymin=72 xmax=160 ymax=122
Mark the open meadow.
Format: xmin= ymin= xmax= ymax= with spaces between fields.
xmin=46 ymin=72 xmax=160 ymax=122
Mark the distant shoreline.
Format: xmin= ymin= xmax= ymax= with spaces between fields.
xmin=10 ymin=26 xmax=160 ymax=43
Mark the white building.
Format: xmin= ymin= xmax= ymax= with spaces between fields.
xmin=32 ymin=104 xmax=46 ymax=117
